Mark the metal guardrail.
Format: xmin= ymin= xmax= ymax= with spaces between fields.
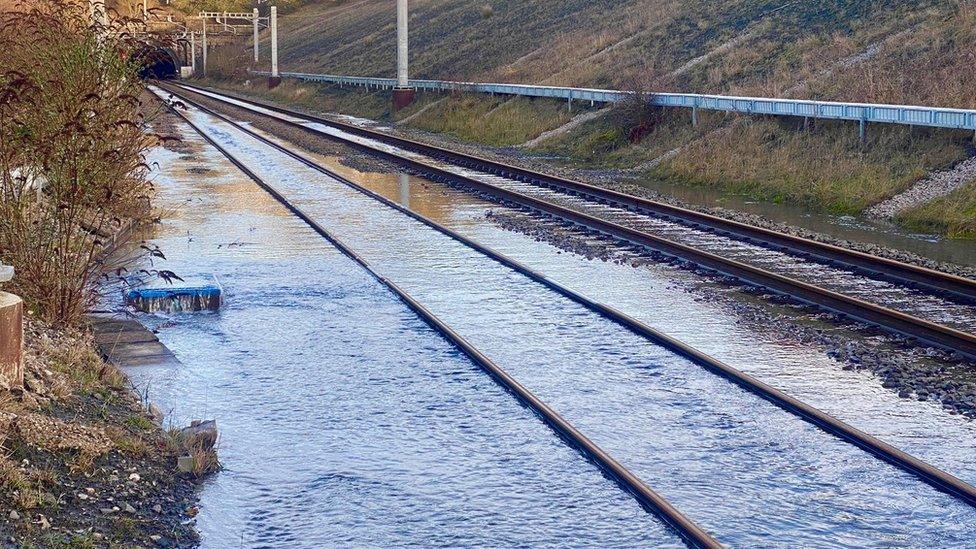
xmin=253 ymin=70 xmax=976 ymax=132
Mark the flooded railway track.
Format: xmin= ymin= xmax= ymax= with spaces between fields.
xmin=154 ymin=84 xmax=976 ymax=546
xmin=172 ymin=82 xmax=976 ymax=360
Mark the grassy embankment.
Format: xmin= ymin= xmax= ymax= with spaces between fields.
xmin=0 ymin=1 xmax=214 ymax=544
xmin=898 ymin=184 xmax=976 ymax=238
xmin=0 ymin=322 xmax=200 ymax=546
xmin=204 ymin=0 xmax=976 ymax=236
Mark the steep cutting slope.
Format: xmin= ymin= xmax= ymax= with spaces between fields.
xmin=269 ymin=0 xmax=970 ymax=106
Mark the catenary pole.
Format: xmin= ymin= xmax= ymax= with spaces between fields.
xmin=253 ymin=7 xmax=259 ymax=63
xmin=396 ymin=0 xmax=408 ymax=87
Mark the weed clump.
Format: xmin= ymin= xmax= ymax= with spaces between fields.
xmin=165 ymin=421 xmax=220 ymax=479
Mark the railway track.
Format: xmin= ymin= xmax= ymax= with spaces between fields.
xmin=153 ymin=86 xmax=719 ymax=549
xmin=155 ymin=83 xmax=976 ymax=527
xmin=172 ymin=82 xmax=976 ymax=361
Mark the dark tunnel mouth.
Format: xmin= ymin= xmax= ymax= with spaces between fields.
xmin=136 ymin=46 xmax=180 ymax=80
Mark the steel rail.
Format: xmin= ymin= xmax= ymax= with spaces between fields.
xmin=161 ymin=83 xmax=976 ymax=510
xmin=153 ymin=86 xmax=722 ymax=549
xmin=175 ymin=83 xmax=976 ymax=360
xmin=181 ymin=82 xmax=976 ymax=304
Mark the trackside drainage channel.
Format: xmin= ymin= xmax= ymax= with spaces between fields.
xmin=147 ymin=88 xmax=976 ymax=545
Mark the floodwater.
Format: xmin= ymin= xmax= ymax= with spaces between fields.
xmin=129 ymin=133 xmax=681 ymax=547
xmin=157 ymin=93 xmax=976 ymax=547
xmin=297 ymin=142 xmax=976 ymax=489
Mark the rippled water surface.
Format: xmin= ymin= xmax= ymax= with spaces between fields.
xmin=129 ymin=128 xmax=682 ymax=547
xmin=166 ymin=92 xmax=976 ymax=547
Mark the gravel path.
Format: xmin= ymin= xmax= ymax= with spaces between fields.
xmin=520 ymin=106 xmax=612 ymax=148
xmin=867 ymin=156 xmax=976 ymax=219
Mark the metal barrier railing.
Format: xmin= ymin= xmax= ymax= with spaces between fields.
xmin=251 ymin=70 xmax=976 ymax=133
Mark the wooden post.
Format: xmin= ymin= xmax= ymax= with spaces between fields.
xmin=0 ymin=290 xmax=23 ymax=391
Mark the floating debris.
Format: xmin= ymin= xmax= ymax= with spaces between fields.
xmin=124 ymin=275 xmax=222 ymax=313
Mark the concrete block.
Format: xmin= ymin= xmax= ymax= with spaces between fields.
xmin=0 ymin=291 xmax=23 ymax=390
xmin=393 ymin=87 xmax=416 ymax=110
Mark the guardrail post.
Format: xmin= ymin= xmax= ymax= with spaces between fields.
xmin=269 ymin=6 xmax=280 ymax=88
xmin=692 ymin=105 xmax=699 ymax=127
xmin=252 ymin=7 xmax=259 ymax=63
xmin=859 ymin=118 xmax=867 ymax=144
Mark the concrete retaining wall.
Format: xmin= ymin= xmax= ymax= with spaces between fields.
xmin=0 ymin=291 xmax=23 ymax=390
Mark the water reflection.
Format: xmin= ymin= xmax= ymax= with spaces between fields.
xmin=398 ymin=172 xmax=410 ymax=209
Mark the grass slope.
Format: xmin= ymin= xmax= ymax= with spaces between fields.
xmin=209 ymin=0 xmax=976 ymax=237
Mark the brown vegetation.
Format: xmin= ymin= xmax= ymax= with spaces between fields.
xmin=0 ymin=0 xmax=161 ymax=326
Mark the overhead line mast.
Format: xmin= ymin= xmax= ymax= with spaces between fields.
xmin=393 ymin=0 xmax=415 ymax=109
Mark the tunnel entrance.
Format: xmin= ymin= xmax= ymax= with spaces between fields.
xmin=135 ymin=46 xmax=181 ymax=80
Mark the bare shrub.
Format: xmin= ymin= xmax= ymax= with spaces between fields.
xmin=615 ymin=63 xmax=673 ymax=144
xmin=480 ymin=4 xmax=494 ymax=18
xmin=0 ymin=0 xmax=160 ymax=326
